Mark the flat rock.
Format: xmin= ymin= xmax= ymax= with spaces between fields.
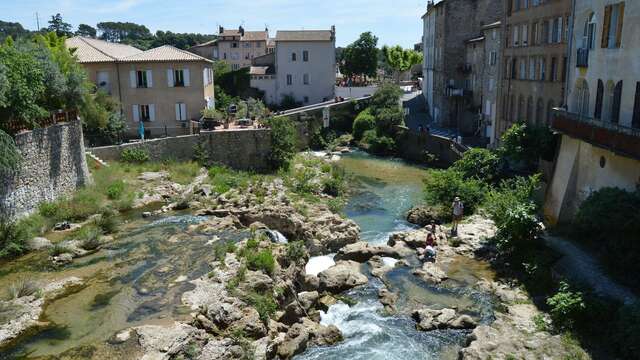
xmin=334 ymin=241 xmax=401 ymax=263
xmin=413 ymin=262 xmax=448 ymax=284
xmin=318 ymin=261 xmax=368 ymax=293
xmin=412 ymin=308 xmax=477 ymax=331
xmin=26 ymin=237 xmax=52 ymax=250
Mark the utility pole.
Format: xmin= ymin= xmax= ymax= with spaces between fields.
xmin=35 ymin=12 xmax=40 ymax=31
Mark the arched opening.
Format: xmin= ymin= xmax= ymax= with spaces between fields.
xmin=582 ymin=12 xmax=596 ymax=49
xmin=612 ymin=80 xmax=623 ymax=124
xmin=527 ymin=96 xmax=534 ymax=123
xmin=573 ymin=79 xmax=590 ymax=117
xmin=536 ymin=98 xmax=544 ymax=125
xmin=594 ymin=79 xmax=604 ymax=119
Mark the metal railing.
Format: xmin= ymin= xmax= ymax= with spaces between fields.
xmin=2 ymin=110 xmax=78 ymax=136
xmin=552 ymin=108 xmax=640 ymax=138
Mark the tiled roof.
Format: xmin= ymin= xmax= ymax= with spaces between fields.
xmin=66 ymin=36 xmax=142 ymax=63
xmin=66 ymin=37 xmax=211 ymax=64
xmin=275 ymin=30 xmax=333 ymax=42
xmin=191 ymin=39 xmax=218 ymax=48
xmin=219 ymin=30 xmax=268 ymax=42
xmin=120 ymin=45 xmax=212 ymax=63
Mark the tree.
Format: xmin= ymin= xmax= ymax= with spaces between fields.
xmin=47 ymin=13 xmax=73 ymax=37
xmin=97 ymin=22 xmax=152 ymax=45
xmin=368 ymin=82 xmax=402 ymax=116
xmin=341 ymin=32 xmax=378 ymax=78
xmin=76 ymin=24 xmax=97 ymax=38
xmin=0 ymin=21 xmax=31 ymax=41
xmin=381 ymin=45 xmax=423 ymax=83
xmin=267 ymin=117 xmax=297 ymax=170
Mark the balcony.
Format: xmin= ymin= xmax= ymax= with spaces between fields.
xmin=576 ymin=48 xmax=589 ymax=68
xmin=551 ymin=109 xmax=640 ymax=160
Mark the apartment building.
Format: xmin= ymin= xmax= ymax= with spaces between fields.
xmin=250 ymin=28 xmax=336 ymax=106
xmin=421 ymin=0 xmax=502 ymax=132
xmin=545 ymin=0 xmax=640 ymax=223
xmin=66 ymin=37 xmax=214 ymax=137
xmin=497 ymin=0 xmax=571 ymax=141
xmin=212 ymin=26 xmax=269 ymax=70
xmin=188 ymin=39 xmax=217 ymax=60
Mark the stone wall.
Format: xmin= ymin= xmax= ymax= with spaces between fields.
xmin=0 ymin=120 xmax=91 ymax=219
xmin=396 ymin=128 xmax=464 ymax=167
xmin=90 ymin=129 xmax=273 ymax=171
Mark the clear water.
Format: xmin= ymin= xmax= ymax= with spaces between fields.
xmin=296 ymin=152 xmax=496 ymax=360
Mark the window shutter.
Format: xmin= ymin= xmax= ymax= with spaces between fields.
xmin=167 ymin=69 xmax=174 ymax=87
xmin=602 ymin=5 xmax=612 ymax=48
xmin=616 ymin=2 xmax=625 ymax=48
xmin=130 ymin=71 xmax=136 ymax=88
xmin=149 ymin=104 xmax=156 ymax=122
xmin=184 ymin=68 xmax=191 ymax=87
xmin=181 ymin=103 xmax=187 ymax=120
xmin=133 ymin=105 xmax=140 ymax=122
xmin=146 ymin=70 xmax=153 ymax=87
xmin=595 ymin=80 xmax=604 ymax=119
xmin=175 ymin=103 xmax=181 ymax=121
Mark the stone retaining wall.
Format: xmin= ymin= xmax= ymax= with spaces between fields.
xmin=396 ymin=129 xmax=463 ymax=167
xmin=0 ymin=120 xmax=91 ymax=219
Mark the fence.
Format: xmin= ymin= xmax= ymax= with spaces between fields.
xmin=2 ymin=110 xmax=79 ymax=136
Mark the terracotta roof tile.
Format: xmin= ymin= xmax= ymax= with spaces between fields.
xmin=120 ymin=45 xmax=212 ymax=63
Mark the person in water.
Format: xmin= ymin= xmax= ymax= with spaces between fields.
xmin=452 ymin=196 xmax=464 ymax=235
xmin=424 ymin=232 xmax=437 ymax=260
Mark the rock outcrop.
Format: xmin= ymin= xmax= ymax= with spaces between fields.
xmin=412 ymin=308 xmax=477 ymax=331
xmin=318 ymin=261 xmax=368 ymax=293
xmin=334 ymin=242 xmax=401 ymax=263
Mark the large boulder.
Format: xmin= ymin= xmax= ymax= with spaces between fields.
xmin=318 ymin=261 xmax=368 ymax=293
xmin=407 ymin=206 xmax=442 ymax=226
xmin=230 ymin=307 xmax=267 ymax=339
xmin=334 ymin=242 xmax=401 ymax=263
xmin=413 ymin=262 xmax=448 ymax=284
xmin=276 ymin=323 xmax=310 ymax=359
xmin=412 ymin=308 xmax=477 ymax=331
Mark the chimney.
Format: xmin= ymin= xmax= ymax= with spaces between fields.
xmin=219 ymin=26 xmax=224 ymax=34
xmin=331 ymin=25 xmax=336 ymax=41
xmin=239 ymin=26 xmax=245 ymax=37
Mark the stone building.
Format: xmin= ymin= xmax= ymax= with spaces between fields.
xmin=545 ymin=0 xmax=640 ymax=223
xmin=421 ymin=0 xmax=503 ymax=133
xmin=212 ymin=26 xmax=269 ymax=70
xmin=496 ymin=0 xmax=572 ymax=141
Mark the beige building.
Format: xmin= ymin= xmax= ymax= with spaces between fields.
xmin=188 ymin=39 xmax=217 ymax=60
xmin=213 ymin=26 xmax=269 ymax=70
xmin=497 ymin=0 xmax=571 ymax=140
xmin=66 ymin=37 xmax=214 ymax=138
xmin=545 ymin=0 xmax=640 ymax=224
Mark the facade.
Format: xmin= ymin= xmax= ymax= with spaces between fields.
xmin=545 ymin=0 xmax=640 ymax=223
xmin=421 ymin=0 xmax=503 ymax=132
xmin=212 ymin=26 xmax=269 ymax=70
xmin=188 ymin=39 xmax=217 ymax=60
xmin=496 ymin=0 xmax=572 ymax=141
xmin=250 ymin=28 xmax=336 ymax=106
xmin=66 ymin=37 xmax=214 ymax=137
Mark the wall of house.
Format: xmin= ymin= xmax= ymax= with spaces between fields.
xmin=566 ymin=0 xmax=640 ymax=127
xmin=0 ymin=120 xmax=91 ymax=220
xmin=217 ymin=39 xmax=267 ymax=69
xmin=90 ymin=129 xmax=273 ymax=171
xmin=483 ymin=25 xmax=502 ymax=145
xmin=250 ymin=76 xmax=278 ymax=105
xmin=275 ymin=41 xmax=336 ymax=105
xmin=545 ymin=134 xmax=640 ymax=224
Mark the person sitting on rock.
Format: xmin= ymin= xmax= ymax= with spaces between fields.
xmin=424 ymin=233 xmax=437 ymax=261
xmin=428 ymin=219 xmax=438 ymax=234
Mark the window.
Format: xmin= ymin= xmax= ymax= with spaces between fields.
xmin=257 ymin=42 xmax=262 ymax=48
xmin=136 ymin=70 xmax=148 ymax=88
xmin=303 ymin=73 xmax=309 ymax=85
xmin=223 ymin=52 xmax=227 ymax=59
xmin=603 ymin=80 xmax=615 ymax=121
xmin=175 ymin=103 xmax=187 ymax=121
xmin=513 ymin=26 xmax=519 ymax=46
xmin=232 ymin=64 xmax=240 ymax=71
xmin=633 ymin=82 xmax=640 ymax=128
xmin=231 ymin=42 xmax=238 ymax=48
xmin=304 ymin=96 xmax=309 ymax=103
xmin=532 ymin=0 xmax=540 ymax=6
xmin=612 ymin=80 xmax=623 ymax=123
xmin=583 ymin=13 xmax=596 ymax=49
xmin=303 ymin=50 xmax=309 ymax=62
xmin=514 ymin=0 xmax=521 ymax=11
xmin=573 ymin=79 xmax=590 ymax=116
xmin=542 ymin=21 xmax=550 ymax=44
xmin=490 ymin=51 xmax=497 ymax=66
xmin=594 ymin=79 xmax=604 ymax=119
xmin=174 ymin=69 xmax=185 ymax=87
xmin=519 ymin=58 xmax=526 ymax=80
xmin=133 ymin=104 xmax=154 ymax=122
xmin=522 ymin=24 xmax=528 ymax=46
xmin=523 ymin=0 xmax=528 ymax=8
xmin=292 ymin=52 xmax=297 ymax=61
xmin=286 ymin=74 xmax=293 ymax=85
xmin=602 ymin=3 xmax=625 ymax=49
xmin=532 ymin=22 xmax=538 ymax=45
xmin=552 ymin=18 xmax=560 ymax=43
xmin=550 ymin=57 xmax=558 ymax=81
xmin=511 ymin=58 xmax=517 ymax=79
xmin=529 ymin=58 xmax=536 ymax=80
xmin=489 ymin=77 xmax=495 ymax=91
xmin=505 ymin=58 xmax=511 ymax=79
xmin=540 ymin=58 xmax=546 ymax=81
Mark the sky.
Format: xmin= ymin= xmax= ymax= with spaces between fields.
xmin=2 ymin=0 xmax=428 ymax=48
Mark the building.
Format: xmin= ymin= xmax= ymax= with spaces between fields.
xmin=421 ymin=0 xmax=503 ymax=132
xmin=545 ymin=0 xmax=640 ymax=223
xmin=66 ymin=37 xmax=214 ymax=137
xmin=250 ymin=28 xmax=336 ymax=106
xmin=188 ymin=39 xmax=217 ymax=60
xmin=496 ymin=0 xmax=572 ymax=141
xmin=212 ymin=26 xmax=269 ymax=70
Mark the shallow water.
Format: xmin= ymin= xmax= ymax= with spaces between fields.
xmin=296 ymin=152 xmax=495 ymax=360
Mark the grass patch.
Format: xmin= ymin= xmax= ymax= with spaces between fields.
xmin=49 ymin=243 xmax=71 ymax=257
xmin=6 ymin=278 xmax=40 ymax=300
xmin=208 ymin=166 xmax=251 ymax=194
xmin=214 ymin=242 xmax=237 ymax=262
xmin=246 ymin=249 xmax=275 ymax=275
xmin=243 ymin=291 xmax=278 ymax=323
xmin=167 ymin=161 xmax=201 ymax=185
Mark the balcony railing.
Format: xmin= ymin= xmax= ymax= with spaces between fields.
xmin=576 ymin=48 xmax=589 ymax=68
xmin=551 ymin=108 xmax=640 ymax=160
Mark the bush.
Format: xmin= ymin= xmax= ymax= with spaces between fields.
xmin=352 ymin=109 xmax=376 ymax=140
xmin=494 ymin=202 xmax=541 ymax=254
xmin=7 ymin=278 xmax=40 ymax=300
xmin=361 ymin=130 xmax=396 ymax=156
xmin=309 ymin=128 xmax=327 ymax=150
xmin=485 ymin=175 xmax=540 ymax=229
xmin=167 ymin=161 xmax=201 ymax=185
xmin=214 ymin=242 xmax=237 ymax=262
xmin=94 ymin=207 xmax=119 ymax=234
xmin=38 ymin=201 xmax=61 ymax=219
xmin=368 ymin=83 xmax=402 ymax=116
xmin=246 ymin=249 xmax=276 ymax=275
xmin=244 ymin=291 xmax=278 ymax=323
xmin=497 ymin=123 xmax=556 ymax=169
xmin=49 ymin=243 xmax=71 ymax=257
xmin=613 ymin=303 xmax=640 ymax=357
xmin=106 ymin=180 xmax=125 ymax=200
xmin=546 ymin=282 xmax=586 ymax=330
xmin=121 ymin=148 xmax=150 ymax=163
xmin=65 ymin=188 xmax=104 ymax=221
xmin=267 ymin=117 xmax=297 ymax=171
xmin=285 ymin=241 xmax=307 ymax=265
xmin=374 ymin=107 xmax=404 ymax=136
xmin=451 ymin=148 xmax=502 ymax=183
xmin=423 ymin=169 xmax=487 ymax=215
xmin=208 ymin=166 xmax=249 ymax=194
xmin=572 ymin=187 xmax=640 ymax=287
xmin=0 ymin=217 xmax=30 ymax=259
xmin=78 ymin=226 xmax=102 ymax=250
xmin=321 ymin=166 xmax=346 ymax=197
xmin=292 ymin=166 xmax=321 ymax=195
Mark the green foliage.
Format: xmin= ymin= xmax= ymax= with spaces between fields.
xmin=423 ymin=169 xmax=487 ymax=215
xmin=246 ymin=249 xmax=276 ymax=275
xmin=494 ymin=203 xmax=541 ymax=254
xmin=244 ymin=292 xmax=278 ymax=323
xmin=0 ymin=129 xmax=20 ymax=171
xmin=375 ymin=107 xmax=404 ymax=136
xmin=93 ymin=207 xmax=119 ymax=234
xmin=546 ymin=282 xmax=586 ymax=330
xmin=363 ymin=131 xmax=396 ymax=156
xmin=340 ymin=32 xmax=379 ymax=78
xmin=452 ymin=148 xmax=502 ymax=183
xmin=613 ymin=303 xmax=640 ymax=357
xmin=285 ymin=241 xmax=307 ymax=265
xmin=7 ymin=278 xmax=40 ymax=300
xmin=497 ymin=123 xmax=556 ymax=169
xmin=81 ymin=90 xmax=126 ymax=146
xmin=368 ymin=83 xmax=402 ymax=116
xmin=49 ymin=243 xmax=71 ymax=257
xmin=572 ymin=187 xmax=640 ymax=287
xmin=214 ymin=242 xmax=237 ymax=262
xmin=106 ymin=180 xmax=125 ymax=200
xmin=121 ymin=148 xmax=150 ymax=163
xmin=193 ymin=142 xmax=209 ymax=166
xmin=0 ymin=217 xmax=30 ymax=259
xmin=267 ymin=117 xmax=297 ymax=171
xmin=47 ymin=13 xmax=72 ymax=37
xmin=77 ymin=225 xmax=102 ymax=250
xmin=293 ymin=166 xmax=321 ymax=194
xmin=322 ymin=166 xmax=347 ymax=197
xmin=167 ymin=161 xmax=201 ymax=185
xmin=75 ymin=24 xmax=97 ymax=38
xmin=208 ymin=166 xmax=249 ymax=194
xmin=381 ymin=45 xmax=423 ymax=82
xmin=484 ymin=175 xmax=540 ymax=229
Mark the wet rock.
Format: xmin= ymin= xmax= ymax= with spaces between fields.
xmin=26 ymin=237 xmax=52 ymax=250
xmin=301 ymin=318 xmax=343 ymax=346
xmin=276 ymin=323 xmax=310 ymax=359
xmin=367 ymin=256 xmax=396 ymax=279
xmin=135 ymin=322 xmax=197 ymax=359
xmin=279 ymin=301 xmax=306 ymax=326
xmin=231 ymin=307 xmax=267 ymax=339
xmin=298 ymin=291 xmax=319 ymax=311
xmin=50 ymin=252 xmax=74 ymax=266
xmin=317 ymin=294 xmax=338 ymax=312
xmin=318 ymin=261 xmax=368 ymax=293
xmin=378 ymin=288 xmax=398 ymax=313
xmin=334 ymin=241 xmax=401 ymax=263
xmin=142 ymin=211 xmax=152 ymax=218
xmin=407 ymin=205 xmax=442 ymax=226
xmin=413 ymin=262 xmax=448 ymax=284
xmin=412 ymin=308 xmax=477 ymax=331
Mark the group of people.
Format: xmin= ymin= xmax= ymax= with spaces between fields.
xmin=421 ymin=196 xmax=464 ymax=262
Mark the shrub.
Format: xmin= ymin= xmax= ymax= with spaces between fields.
xmin=193 ymin=142 xmax=209 ymax=166
xmin=0 ymin=217 xmax=30 ymax=259
xmin=246 ymin=249 xmax=276 ymax=275
xmin=78 ymin=226 xmax=102 ymax=250
xmin=65 ymin=188 xmax=104 ymax=221
xmin=309 ymin=128 xmax=328 ymax=150
xmin=494 ymin=203 xmax=541 ymax=255
xmin=49 ymin=243 xmax=71 ymax=257
xmin=94 ymin=207 xmax=119 ymax=234
xmin=7 ymin=278 xmax=40 ymax=300
xmin=423 ymin=169 xmax=487 ymax=215
xmin=484 ymin=175 xmax=540 ymax=229
xmin=293 ymin=166 xmax=321 ymax=195
xmin=451 ymin=148 xmax=502 ymax=183
xmin=244 ymin=291 xmax=278 ymax=323
xmin=374 ymin=107 xmax=404 ymax=136
xmin=352 ymin=109 xmax=376 ymax=140
xmin=208 ymin=166 xmax=249 ymax=194
xmin=121 ymin=148 xmax=149 ymax=163
xmin=38 ymin=201 xmax=61 ymax=219
xmin=214 ymin=242 xmax=237 ymax=262
xmin=322 ymin=166 xmax=347 ymax=197
xmin=546 ymin=282 xmax=586 ymax=330
xmin=106 ymin=180 xmax=125 ymax=200
xmin=497 ymin=123 xmax=556 ymax=169
xmin=368 ymin=83 xmax=403 ymax=116
xmin=267 ymin=116 xmax=297 ymax=171
xmin=285 ymin=241 xmax=307 ymax=265
xmin=361 ymin=130 xmax=396 ymax=156
xmin=613 ymin=303 xmax=640 ymax=357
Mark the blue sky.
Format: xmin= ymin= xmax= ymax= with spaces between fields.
xmin=3 ymin=0 xmax=428 ymax=48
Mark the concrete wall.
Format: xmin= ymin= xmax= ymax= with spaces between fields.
xmin=90 ymin=129 xmax=273 ymax=171
xmin=544 ymin=134 xmax=640 ymax=224
xmin=396 ymin=129 xmax=464 ymax=167
xmin=0 ymin=120 xmax=91 ymax=219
